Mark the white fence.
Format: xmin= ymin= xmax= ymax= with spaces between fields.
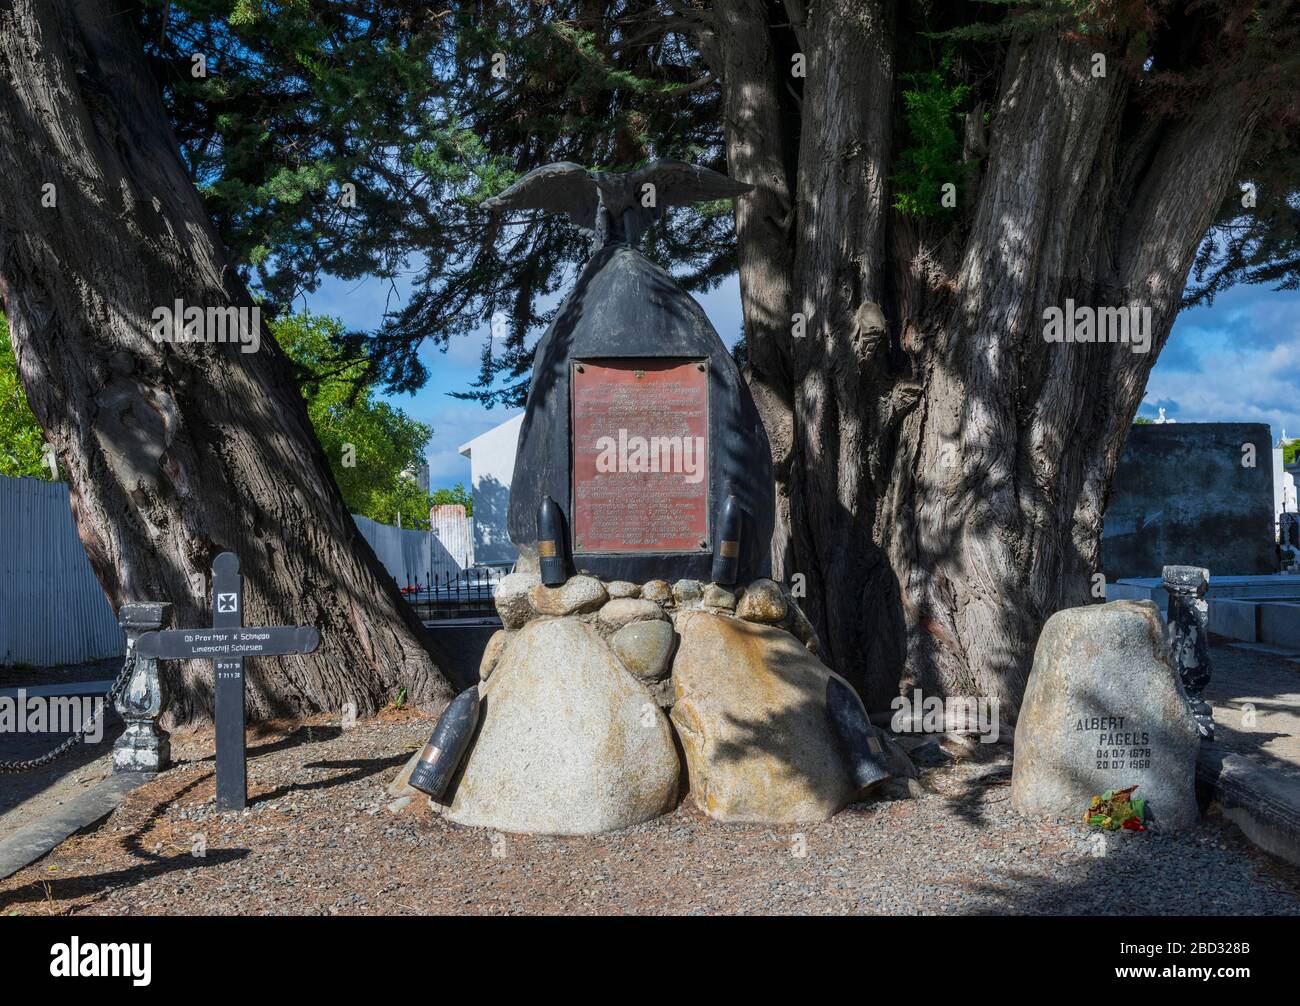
xmin=0 ymin=474 xmax=125 ymax=666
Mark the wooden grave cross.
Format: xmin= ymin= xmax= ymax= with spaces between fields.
xmin=134 ymin=552 xmax=320 ymax=810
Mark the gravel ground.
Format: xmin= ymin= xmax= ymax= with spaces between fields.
xmin=1206 ymin=642 xmax=1300 ymax=778
xmin=2 ymin=708 xmax=1298 ymax=916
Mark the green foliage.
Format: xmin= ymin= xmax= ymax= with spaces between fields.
xmin=130 ymin=0 xmax=1300 ymax=402
xmin=0 ymin=314 xmax=54 ymax=480
xmin=892 ymin=54 xmax=973 ymax=217
xmin=1285 ymin=441 xmax=1300 ymax=465
xmin=135 ymin=1 xmax=730 ymax=407
xmin=935 ymin=0 xmax=1089 ymax=42
xmin=271 ymin=312 xmax=436 ymax=527
xmin=1133 ymin=416 xmax=1155 ymax=425
xmin=431 ymin=482 xmax=473 ymax=516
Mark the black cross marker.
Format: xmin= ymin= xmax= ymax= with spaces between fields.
xmin=134 ymin=552 xmax=320 ymax=810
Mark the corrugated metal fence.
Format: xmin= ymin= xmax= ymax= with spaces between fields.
xmin=0 ymin=473 xmax=480 ymax=666
xmin=353 ymin=506 xmax=475 ymax=589
xmin=431 ymin=505 xmax=473 ymax=572
xmin=0 ymin=474 xmax=125 ymax=666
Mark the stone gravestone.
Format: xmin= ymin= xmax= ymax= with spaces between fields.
xmin=1011 ymin=599 xmax=1200 ymax=831
xmin=396 ymin=161 xmax=899 ymax=834
xmin=135 ymin=553 xmax=320 ymax=810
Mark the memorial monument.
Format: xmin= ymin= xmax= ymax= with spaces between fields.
xmin=494 ymin=160 xmax=776 ymax=587
xmin=396 ymin=161 xmax=898 ymax=834
xmin=1011 ymin=599 xmax=1201 ymax=831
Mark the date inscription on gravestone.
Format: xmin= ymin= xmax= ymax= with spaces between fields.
xmin=1075 ymin=715 xmax=1152 ymax=772
xmin=572 ymin=358 xmax=709 ymax=554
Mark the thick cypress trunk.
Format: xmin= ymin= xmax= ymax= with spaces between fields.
xmin=0 ymin=0 xmax=452 ymax=723
xmin=712 ymin=8 xmax=1259 ymax=713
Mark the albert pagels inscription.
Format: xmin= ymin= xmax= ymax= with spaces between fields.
xmin=571 ymin=358 xmax=710 ymax=553
xmin=1075 ymin=714 xmax=1152 ymax=772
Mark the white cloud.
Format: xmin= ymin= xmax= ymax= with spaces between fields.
xmin=1144 ymin=318 xmax=1300 ymax=440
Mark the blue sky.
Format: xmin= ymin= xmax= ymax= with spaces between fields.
xmin=306 ymin=269 xmax=1300 ymax=492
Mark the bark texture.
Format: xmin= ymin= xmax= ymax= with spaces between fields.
xmin=0 ymin=1 xmax=452 ymax=723
xmin=704 ymin=4 xmax=1261 ymax=713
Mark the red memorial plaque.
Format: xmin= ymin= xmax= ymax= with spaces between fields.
xmin=572 ymin=358 xmax=710 ymax=554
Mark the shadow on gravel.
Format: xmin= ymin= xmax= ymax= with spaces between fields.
xmin=254 ymin=753 xmax=408 ymax=805
xmin=0 ymin=774 xmax=250 ymax=914
xmin=950 ymin=824 xmax=1299 ymax=916
xmin=933 ymin=755 xmax=1014 ymax=828
xmin=0 ymin=847 xmax=250 ymax=914
xmin=246 ymin=724 xmax=344 ymax=758
xmin=183 ymin=724 xmax=345 ymax=769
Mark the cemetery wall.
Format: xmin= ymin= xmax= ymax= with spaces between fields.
xmin=1102 ymin=422 xmax=1275 ymax=580
xmin=0 ymin=474 xmax=125 ymax=666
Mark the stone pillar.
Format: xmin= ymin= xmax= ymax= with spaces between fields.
xmin=1163 ymin=565 xmax=1214 ymax=740
xmin=114 ymin=602 xmax=173 ymax=773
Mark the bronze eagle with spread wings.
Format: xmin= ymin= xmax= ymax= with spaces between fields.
xmin=483 ymin=160 xmax=753 ymax=251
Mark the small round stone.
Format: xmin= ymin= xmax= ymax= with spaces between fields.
xmin=495 ymin=571 xmax=540 ymax=629
xmin=736 ymin=578 xmax=788 ymax=623
xmin=702 ymin=584 xmax=737 ymax=610
xmin=642 ymin=579 xmax=672 ymax=604
xmin=610 ymin=619 xmax=677 ymax=681
xmin=672 ymin=579 xmax=703 ymax=606
xmin=529 ymin=575 xmax=608 ymax=616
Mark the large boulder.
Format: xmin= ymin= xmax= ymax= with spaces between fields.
xmin=444 ymin=618 xmax=679 ymax=835
xmin=479 ymin=629 xmax=508 ymax=681
xmin=670 ymin=611 xmax=863 ymax=823
xmin=1011 ymin=600 xmax=1200 ymax=831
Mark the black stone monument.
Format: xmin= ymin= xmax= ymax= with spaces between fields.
xmin=485 ymin=161 xmax=774 ymax=585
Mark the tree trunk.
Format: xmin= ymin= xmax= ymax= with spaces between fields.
xmin=0 ymin=0 xmax=452 ymax=723
xmin=711 ymin=6 xmax=1260 ymax=713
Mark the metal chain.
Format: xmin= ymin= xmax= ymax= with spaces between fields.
xmin=0 ymin=649 xmax=139 ymax=774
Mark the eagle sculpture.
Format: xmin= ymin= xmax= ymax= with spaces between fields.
xmin=483 ymin=159 xmax=753 ymax=250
